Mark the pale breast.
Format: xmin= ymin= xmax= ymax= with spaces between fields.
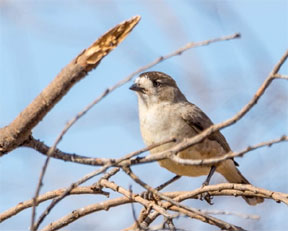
xmin=138 ymin=102 xmax=227 ymax=177
xmin=139 ymin=103 xmax=194 ymax=146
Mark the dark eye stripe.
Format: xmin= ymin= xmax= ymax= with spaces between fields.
xmin=152 ymin=80 xmax=161 ymax=87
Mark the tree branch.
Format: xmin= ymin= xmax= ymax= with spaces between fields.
xmin=137 ymin=183 xmax=287 ymax=229
xmin=123 ymin=135 xmax=287 ymax=168
xmin=272 ymin=73 xmax=288 ymax=80
xmin=3 ymin=181 xmax=285 ymax=227
xmin=170 ymin=183 xmax=288 ymax=205
xmin=23 ymin=136 xmax=109 ymax=166
xmin=0 ymin=16 xmax=141 ymax=157
xmin=40 ymin=197 xmax=132 ymax=231
xmin=157 ymin=135 xmax=288 ymax=167
xmin=0 ymin=186 xmax=108 ymax=223
xmin=32 ymin=139 xmax=175 ymax=230
xmin=122 ymin=166 xmax=244 ymax=231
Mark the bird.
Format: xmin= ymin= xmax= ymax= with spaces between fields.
xmin=129 ymin=71 xmax=264 ymax=206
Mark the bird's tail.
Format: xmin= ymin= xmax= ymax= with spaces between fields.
xmin=218 ymin=160 xmax=264 ymax=206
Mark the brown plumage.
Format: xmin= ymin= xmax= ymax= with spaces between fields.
xmin=130 ymin=71 xmax=263 ymax=206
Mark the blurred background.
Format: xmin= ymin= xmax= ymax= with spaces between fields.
xmin=0 ymin=0 xmax=287 ymax=230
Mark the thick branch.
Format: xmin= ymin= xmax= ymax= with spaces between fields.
xmin=0 ymin=16 xmax=141 ymax=156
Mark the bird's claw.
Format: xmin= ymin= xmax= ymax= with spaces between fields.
xmin=141 ymin=191 xmax=158 ymax=201
xmin=200 ymin=192 xmax=214 ymax=205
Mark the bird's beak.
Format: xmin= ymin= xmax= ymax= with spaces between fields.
xmin=129 ymin=83 xmax=145 ymax=93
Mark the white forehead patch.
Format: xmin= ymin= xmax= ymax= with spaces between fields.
xmin=135 ymin=76 xmax=141 ymax=84
xmin=135 ymin=75 xmax=151 ymax=86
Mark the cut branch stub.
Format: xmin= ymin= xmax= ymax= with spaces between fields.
xmin=76 ymin=15 xmax=141 ymax=70
xmin=0 ymin=16 xmax=141 ymax=156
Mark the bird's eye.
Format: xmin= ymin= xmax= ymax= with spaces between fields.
xmin=152 ymin=80 xmax=161 ymax=87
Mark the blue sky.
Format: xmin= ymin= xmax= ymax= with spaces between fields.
xmin=0 ymin=0 xmax=287 ymax=230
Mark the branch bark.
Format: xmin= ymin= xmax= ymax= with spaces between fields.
xmin=2 ymin=182 xmax=286 ymax=226
xmin=0 ymin=186 xmax=108 ymax=222
xmin=135 ymin=183 xmax=288 ymax=229
xmin=122 ymin=166 xmax=244 ymax=231
xmin=32 ymin=140 xmax=174 ymax=230
xmin=0 ymin=15 xmax=141 ymax=157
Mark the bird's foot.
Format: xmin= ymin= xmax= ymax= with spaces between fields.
xmin=199 ymin=192 xmax=214 ymax=205
xmin=141 ymin=191 xmax=159 ymax=201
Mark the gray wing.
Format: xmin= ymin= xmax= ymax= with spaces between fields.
xmin=180 ymin=102 xmax=231 ymax=153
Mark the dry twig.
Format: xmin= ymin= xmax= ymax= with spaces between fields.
xmin=0 ymin=186 xmax=108 ymax=223
xmin=200 ymin=209 xmax=260 ymax=220
xmin=32 ymin=139 xmax=175 ymax=230
xmin=40 ymin=197 xmax=131 ymax=231
xmin=40 ymin=176 xmax=179 ymax=231
xmin=145 ymin=135 xmax=288 ymax=167
xmin=137 ymin=183 xmax=288 ymax=228
xmin=122 ymin=166 xmax=244 ymax=231
xmin=4 ymin=181 xmax=285 ymax=229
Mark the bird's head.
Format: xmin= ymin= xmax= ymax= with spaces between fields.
xmin=129 ymin=71 xmax=186 ymax=105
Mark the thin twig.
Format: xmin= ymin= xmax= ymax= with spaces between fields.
xmin=272 ymin=73 xmax=288 ymax=79
xmin=171 ymin=183 xmax=288 ymax=207
xmin=40 ymin=196 xmax=132 ymax=231
xmin=33 ymin=139 xmax=175 ymax=230
xmin=5 ymin=182 xmax=284 ymax=229
xmin=200 ymin=209 xmax=260 ymax=220
xmin=0 ymin=186 xmax=108 ymax=223
xmin=128 ymin=175 xmax=181 ymax=231
xmin=99 ymin=179 xmax=174 ymax=219
xmin=173 ymin=183 xmax=288 ymax=205
xmin=122 ymin=166 xmax=244 ymax=231
xmin=168 ymin=135 xmax=288 ymax=167
xmin=128 ymin=135 xmax=288 ymax=166
xmin=24 ymin=134 xmax=288 ymax=170
xmin=129 ymin=185 xmax=141 ymax=230
xmin=23 ymin=136 xmax=109 ymax=166
xmin=140 ymin=183 xmax=287 ymax=228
